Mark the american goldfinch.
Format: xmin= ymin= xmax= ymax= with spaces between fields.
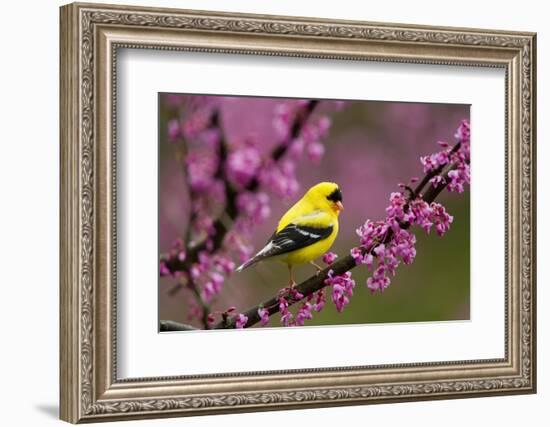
xmin=236 ymin=182 xmax=344 ymax=287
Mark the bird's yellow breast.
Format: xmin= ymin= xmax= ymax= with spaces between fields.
xmin=273 ymin=187 xmax=341 ymax=266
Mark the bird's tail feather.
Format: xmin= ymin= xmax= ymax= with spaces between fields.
xmin=235 ymin=255 xmax=262 ymax=273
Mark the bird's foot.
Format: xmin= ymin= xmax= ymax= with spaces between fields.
xmin=310 ymin=261 xmax=324 ymax=276
xmin=283 ymin=281 xmax=297 ymax=292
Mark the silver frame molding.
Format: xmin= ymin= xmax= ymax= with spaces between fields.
xmin=60 ymin=2 xmax=536 ymax=423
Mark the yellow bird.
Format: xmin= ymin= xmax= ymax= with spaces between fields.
xmin=236 ymin=182 xmax=344 ymax=287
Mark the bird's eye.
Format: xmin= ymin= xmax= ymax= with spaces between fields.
xmin=326 ymin=188 xmax=343 ymax=203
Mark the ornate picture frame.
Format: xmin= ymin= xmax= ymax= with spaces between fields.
xmin=60 ymin=2 xmax=536 ymax=423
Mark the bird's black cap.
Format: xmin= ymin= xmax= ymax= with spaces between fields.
xmin=327 ymin=187 xmax=343 ymax=203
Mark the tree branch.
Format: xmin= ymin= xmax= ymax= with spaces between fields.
xmin=160 ymin=320 xmax=198 ymax=331
xmin=213 ymin=140 xmax=464 ymax=329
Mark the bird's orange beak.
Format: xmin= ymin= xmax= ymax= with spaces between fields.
xmin=335 ymin=201 xmax=344 ymax=212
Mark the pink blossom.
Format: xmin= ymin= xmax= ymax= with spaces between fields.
xmin=447 ymin=164 xmax=470 ymax=193
xmin=322 ymin=252 xmax=338 ymax=265
xmin=225 ymin=230 xmax=254 ymax=263
xmin=430 ymin=203 xmax=454 ymax=236
xmin=366 ymin=264 xmax=391 ymax=293
xmin=429 ymin=175 xmax=445 ymax=188
xmin=193 ymin=215 xmax=216 ymax=238
xmin=350 ymin=247 xmax=363 ymax=265
xmin=207 ymin=313 xmax=216 ymax=326
xmin=420 ymin=150 xmax=450 ymax=173
xmin=350 ymin=247 xmax=374 ymax=270
xmin=454 ymin=119 xmax=470 ymax=143
xmin=312 ymin=289 xmax=326 ymax=312
xmin=363 ymin=253 xmax=374 ymax=270
xmin=182 ymin=107 xmax=212 ymax=139
xmin=167 ymin=119 xmax=180 ymax=141
xmin=198 ymin=251 xmax=211 ymax=270
xmin=275 ymin=287 xmax=303 ymax=328
xmin=210 ymin=271 xmax=224 ymax=289
xmin=279 ymin=297 xmax=293 ymax=326
xmin=236 ymin=191 xmax=271 ymax=225
xmin=325 ymin=270 xmax=355 ymax=312
xmin=307 ymin=142 xmax=325 ymax=163
xmin=409 ymin=198 xmax=434 ymax=233
xmin=373 ymin=243 xmax=386 ymax=258
xmin=226 ymin=146 xmax=262 ymax=188
xmin=258 ymin=307 xmax=270 ymax=326
xmin=445 ymin=121 xmax=471 ymax=192
xmin=391 ymin=229 xmax=417 ymax=265
xmin=190 ymin=253 xmax=229 ymax=303
xmin=185 ymin=151 xmax=219 ymax=192
xmin=187 ymin=302 xmax=203 ymax=322
xmin=198 ymin=128 xmax=220 ymax=147
xmin=316 ymin=116 xmax=332 ymax=138
xmin=300 ymin=122 xmax=320 ymax=145
xmin=159 ymin=261 xmax=171 ymax=277
xmin=273 ymin=103 xmax=293 ymax=139
xmin=201 ymin=281 xmax=216 ymax=302
xmin=259 ymin=160 xmax=299 ymax=198
xmin=356 ymin=220 xmax=388 ymax=248
xmin=386 ymin=192 xmax=408 ymax=223
xmin=189 ymin=264 xmax=201 ymax=280
xmin=288 ymin=137 xmax=305 ymax=158
xmin=295 ymin=302 xmax=313 ymax=326
xmin=213 ymin=255 xmax=236 ymax=275
xmin=287 ymin=287 xmax=304 ymax=301
xmin=457 ymin=140 xmax=470 ymax=163
xmin=235 ymin=313 xmax=248 ymax=329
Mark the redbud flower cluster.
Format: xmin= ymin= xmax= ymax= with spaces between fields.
xmin=277 ymin=287 xmax=327 ymax=327
xmin=422 ymin=120 xmax=471 ymax=193
xmin=352 ymin=120 xmax=469 ymax=293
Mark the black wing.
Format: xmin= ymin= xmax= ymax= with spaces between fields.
xmin=235 ymin=222 xmax=334 ymax=272
xmin=259 ymin=223 xmax=334 ymax=259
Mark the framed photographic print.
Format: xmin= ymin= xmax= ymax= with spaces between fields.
xmin=60 ymin=2 xmax=537 ymax=423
